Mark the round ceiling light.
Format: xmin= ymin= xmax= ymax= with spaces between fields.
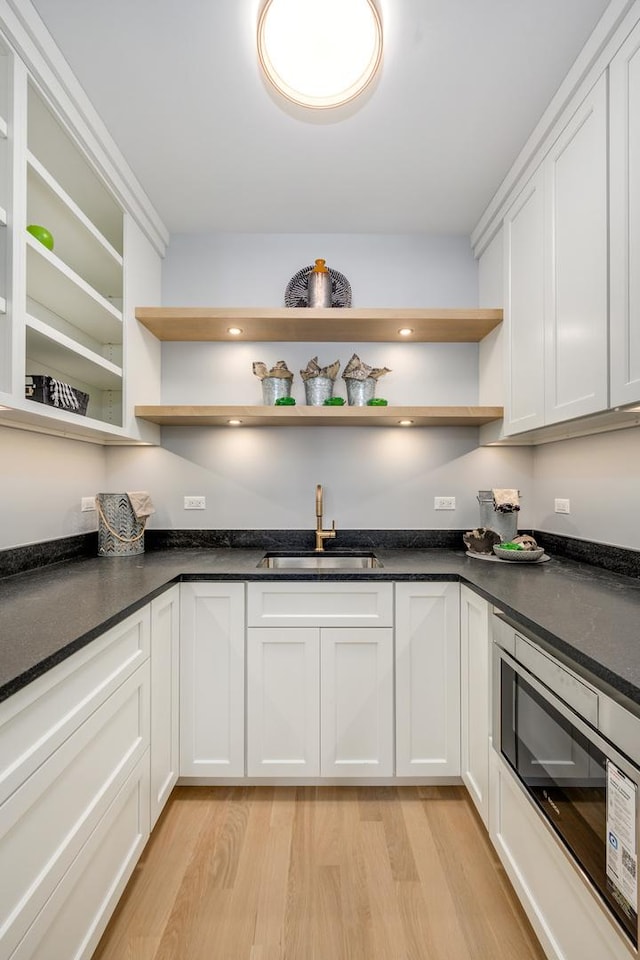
xmin=257 ymin=0 xmax=382 ymax=109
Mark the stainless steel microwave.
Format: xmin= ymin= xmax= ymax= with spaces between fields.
xmin=493 ymin=614 xmax=640 ymax=953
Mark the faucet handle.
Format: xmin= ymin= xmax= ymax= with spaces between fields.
xmin=316 ymin=483 xmax=323 ymax=518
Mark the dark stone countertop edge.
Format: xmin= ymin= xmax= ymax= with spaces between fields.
xmin=2 ymin=540 xmax=640 ymax=714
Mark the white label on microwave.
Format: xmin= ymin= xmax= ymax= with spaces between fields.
xmin=606 ymin=761 xmax=637 ymax=910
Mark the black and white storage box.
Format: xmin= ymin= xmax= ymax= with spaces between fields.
xmin=25 ymin=375 xmax=89 ymax=416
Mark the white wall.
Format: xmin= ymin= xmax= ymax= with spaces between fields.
xmin=0 ymin=425 xmax=106 ymax=549
xmin=5 ymin=230 xmax=638 ymax=552
xmin=532 ymin=428 xmax=640 ymax=548
xmin=119 ymin=230 xmax=534 ymax=532
xmin=106 ymin=428 xmax=534 ymax=532
xmin=161 ymin=233 xmax=479 ymax=308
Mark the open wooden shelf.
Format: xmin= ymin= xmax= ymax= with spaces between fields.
xmin=135 ymin=307 xmax=502 ymax=343
xmin=134 ymin=405 xmax=504 ymax=427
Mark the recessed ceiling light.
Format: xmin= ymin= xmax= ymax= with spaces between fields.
xmin=227 ymin=327 xmax=243 ymax=336
xmin=399 ymin=420 xmax=414 ymax=427
xmin=398 ymin=328 xmax=414 ymax=337
xmin=227 ymin=419 xmax=242 ymax=426
xmin=257 ymin=0 xmax=382 ymax=109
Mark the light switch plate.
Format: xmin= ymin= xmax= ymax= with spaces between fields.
xmin=554 ymin=498 xmax=570 ymax=514
xmin=81 ymin=496 xmax=96 ymax=512
xmin=434 ymin=496 xmax=456 ymax=510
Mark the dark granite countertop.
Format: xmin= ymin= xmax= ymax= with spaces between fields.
xmin=1 ymin=545 xmax=640 ymax=711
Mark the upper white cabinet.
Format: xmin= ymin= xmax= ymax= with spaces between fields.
xmin=544 ymin=74 xmax=608 ymax=424
xmin=23 ymin=81 xmax=125 ymax=429
xmin=0 ymin=11 xmax=165 ymax=444
xmin=610 ymin=19 xmax=640 ymax=407
xmin=503 ymin=74 xmax=608 ymax=435
xmin=503 ymin=169 xmax=546 ymax=433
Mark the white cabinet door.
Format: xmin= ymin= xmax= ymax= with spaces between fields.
xmin=395 ymin=583 xmax=460 ymax=778
xmin=503 ymin=168 xmax=546 ymax=434
xmin=544 ymin=73 xmax=608 ymax=424
xmin=610 ymin=21 xmax=640 ymax=407
xmin=321 ymin=627 xmax=394 ymax=778
xmin=179 ymin=582 xmax=245 ymax=778
xmin=247 ymin=626 xmax=320 ymax=777
xmin=460 ymin=585 xmax=491 ymax=826
xmin=150 ymin=585 xmax=180 ymax=827
xmin=503 ymin=74 xmax=608 ymax=435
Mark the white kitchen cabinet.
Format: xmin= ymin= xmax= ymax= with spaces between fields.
xmin=503 ymin=73 xmax=608 ymax=435
xmin=503 ymin=167 xmax=546 ymax=434
xmin=0 ymin=606 xmax=151 ymax=960
xmin=544 ymin=72 xmax=608 ymax=424
xmin=395 ymin=582 xmax=460 ymax=778
xmin=610 ymin=19 xmax=640 ymax=407
xmin=179 ymin=582 xmax=245 ymax=778
xmin=460 ymin=585 xmax=491 ymax=826
xmin=246 ymin=582 xmax=394 ymax=779
xmin=320 ymin=626 xmax=393 ymax=777
xmin=247 ymin=626 xmax=320 ymax=777
xmin=0 ymin=13 xmax=165 ymax=443
xmin=150 ymin=585 xmax=180 ymax=828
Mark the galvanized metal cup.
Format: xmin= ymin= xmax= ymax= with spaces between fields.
xmin=346 ymin=377 xmax=376 ymax=406
xmin=261 ymin=377 xmax=292 ymax=404
xmin=477 ymin=489 xmax=520 ymax=542
xmin=304 ymin=377 xmax=334 ymax=405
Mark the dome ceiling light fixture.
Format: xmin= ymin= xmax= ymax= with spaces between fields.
xmin=257 ymin=0 xmax=383 ymax=109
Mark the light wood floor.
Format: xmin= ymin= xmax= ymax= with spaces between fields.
xmin=92 ymin=785 xmax=547 ymax=960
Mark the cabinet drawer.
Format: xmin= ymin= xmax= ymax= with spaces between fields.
xmin=9 ymin=753 xmax=149 ymax=960
xmin=0 ymin=663 xmax=149 ymax=958
xmin=247 ymin=582 xmax=393 ymax=627
xmin=0 ymin=606 xmax=150 ymax=805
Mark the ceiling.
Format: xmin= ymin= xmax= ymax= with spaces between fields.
xmin=30 ymin=0 xmax=611 ymax=237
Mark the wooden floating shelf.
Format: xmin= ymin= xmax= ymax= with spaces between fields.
xmin=135 ymin=307 xmax=502 ymax=343
xmin=134 ymin=405 xmax=504 ymax=427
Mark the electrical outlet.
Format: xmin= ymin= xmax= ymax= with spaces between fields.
xmin=434 ymin=496 xmax=456 ymax=510
xmin=554 ymin=498 xmax=571 ymax=514
xmin=184 ymin=495 xmax=206 ymax=510
xmin=81 ymin=496 xmax=96 ymax=512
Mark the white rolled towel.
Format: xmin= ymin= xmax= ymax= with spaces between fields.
xmin=492 ymin=488 xmax=520 ymax=513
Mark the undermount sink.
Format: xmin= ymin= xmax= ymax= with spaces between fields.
xmin=257 ymin=551 xmax=382 ymax=569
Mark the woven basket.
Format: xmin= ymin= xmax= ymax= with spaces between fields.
xmin=96 ymin=493 xmax=146 ymax=556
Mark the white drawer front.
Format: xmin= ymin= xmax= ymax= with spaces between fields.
xmin=0 ymin=663 xmax=149 ymax=958
xmin=247 ymin=581 xmax=393 ymax=627
xmin=0 ymin=605 xmax=150 ymax=805
xmin=9 ymin=754 xmax=150 ymax=960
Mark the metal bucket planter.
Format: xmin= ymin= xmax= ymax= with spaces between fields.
xmin=477 ymin=490 xmax=520 ymax=542
xmin=304 ymin=377 xmax=334 ymax=405
xmin=261 ymin=377 xmax=292 ymax=404
xmin=96 ymin=493 xmax=146 ymax=556
xmin=346 ymin=377 xmax=376 ymax=406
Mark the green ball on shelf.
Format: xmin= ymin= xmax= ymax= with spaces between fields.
xmin=323 ymin=397 xmax=345 ymax=406
xmin=275 ymin=396 xmax=296 ymax=405
xmin=27 ymin=224 xmax=54 ymax=251
xmin=367 ymin=398 xmax=388 ymax=406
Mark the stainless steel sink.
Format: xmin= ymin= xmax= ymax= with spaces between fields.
xmin=257 ymin=551 xmax=382 ymax=569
